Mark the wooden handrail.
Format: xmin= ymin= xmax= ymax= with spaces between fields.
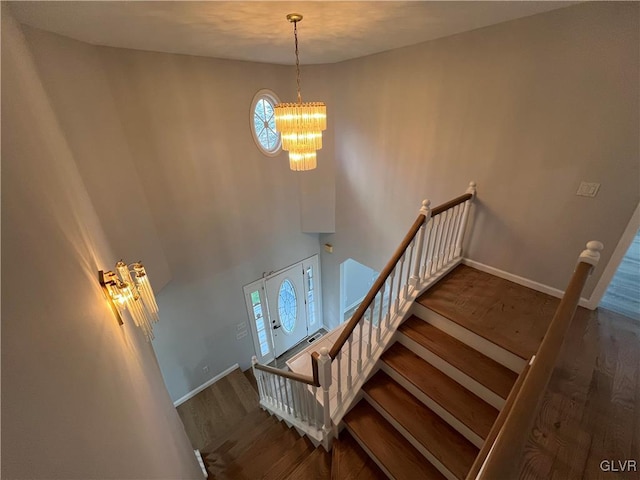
xmin=431 ymin=192 xmax=473 ymax=216
xmin=253 ymin=362 xmax=317 ymax=386
xmin=327 ymin=192 xmax=474 ymax=360
xmin=475 ymin=241 xmax=602 ymax=479
xmin=466 ymin=357 xmax=533 ymax=479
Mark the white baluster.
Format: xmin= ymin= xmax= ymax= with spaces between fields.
xmin=277 ymin=375 xmax=286 ymax=411
xmin=376 ymin=292 xmax=382 ymax=344
xmin=318 ymin=347 xmax=333 ymax=437
xmin=311 ymin=385 xmax=319 ymax=429
xmin=284 ymin=377 xmax=293 ymax=414
xmin=295 ymin=382 xmax=305 ymax=421
xmin=337 ymin=350 xmax=343 ymax=405
xmin=436 ymin=210 xmax=450 ymax=271
xmin=411 ymin=200 xmax=431 ymax=286
xmin=424 ymin=218 xmax=435 ymax=278
xmin=347 ymin=334 xmax=353 ymax=390
xmin=404 ymin=239 xmax=414 ymax=298
xmin=270 ymin=374 xmax=278 ymax=407
xmin=385 ymin=277 xmax=392 ymax=328
xmin=440 ymin=208 xmax=454 ymax=268
xmin=367 ymin=304 xmax=374 ymax=358
xmin=289 ymin=379 xmax=298 ymax=418
xmin=447 ymin=204 xmax=462 ymax=263
xmin=357 ymin=319 xmax=363 ymax=374
xmin=388 ymin=268 xmax=397 ymax=316
xmin=395 ymin=255 xmax=405 ymax=312
xmin=430 ymin=215 xmax=442 ymax=276
xmin=454 ymin=181 xmax=476 ymax=257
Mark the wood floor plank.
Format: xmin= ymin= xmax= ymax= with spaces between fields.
xmin=382 ymin=343 xmax=498 ymax=439
xmin=345 ymin=400 xmax=446 ymax=480
xmin=364 ymin=370 xmax=478 ymax=479
xmin=177 ymin=368 xmax=259 ymax=451
xmin=519 ymin=307 xmax=640 ymax=479
xmin=400 ymin=315 xmax=518 ymax=399
xmin=417 ymin=264 xmax=557 ymax=359
xmin=331 ymin=431 xmax=387 ymax=480
xmin=285 ymin=447 xmax=332 ymax=480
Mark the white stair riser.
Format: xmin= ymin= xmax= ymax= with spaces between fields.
xmin=410 ymin=302 xmax=526 ymax=373
xmin=396 ymin=333 xmax=505 ymax=410
xmin=380 ymin=363 xmax=484 ymax=448
xmin=364 ymin=394 xmax=458 ymax=480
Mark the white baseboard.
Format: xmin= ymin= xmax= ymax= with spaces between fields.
xmin=461 ymin=258 xmax=592 ymax=309
xmin=173 ymin=363 xmax=239 ymax=407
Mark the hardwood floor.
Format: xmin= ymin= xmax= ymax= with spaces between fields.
xmin=519 ymin=306 xmax=640 ymax=479
xmin=176 ymin=368 xmax=259 ymax=452
xmin=417 ymin=264 xmax=558 ymax=359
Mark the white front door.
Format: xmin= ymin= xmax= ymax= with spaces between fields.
xmin=244 ymin=255 xmax=322 ymax=361
xmin=265 ymin=264 xmax=308 ymax=357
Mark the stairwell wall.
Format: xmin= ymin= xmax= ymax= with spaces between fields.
xmin=320 ymin=2 xmax=639 ymax=328
xmin=1 ymin=11 xmax=203 ymax=479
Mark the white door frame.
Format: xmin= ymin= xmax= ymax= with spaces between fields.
xmin=585 ymin=201 xmax=640 ymax=309
xmin=243 ymin=254 xmax=323 ymax=362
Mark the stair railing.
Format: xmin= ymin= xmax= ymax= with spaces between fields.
xmin=253 ymin=181 xmax=478 ymax=449
xmin=468 ymin=240 xmax=603 ymax=480
xmin=251 ymin=359 xmax=325 ymax=445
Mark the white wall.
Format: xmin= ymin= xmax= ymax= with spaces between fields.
xmin=1 ymin=11 xmax=202 ymax=479
xmin=320 ymin=2 xmax=639 ymax=328
xmin=342 ymin=258 xmax=378 ymax=311
xmin=97 ymin=46 xmax=321 ymax=400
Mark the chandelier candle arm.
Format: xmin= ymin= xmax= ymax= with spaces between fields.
xmin=274 ymin=13 xmax=327 ymax=171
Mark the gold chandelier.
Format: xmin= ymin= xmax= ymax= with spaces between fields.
xmin=274 ymin=13 xmax=326 ymax=172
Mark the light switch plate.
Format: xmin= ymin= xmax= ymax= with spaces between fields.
xmin=576 ymin=182 xmax=600 ymax=197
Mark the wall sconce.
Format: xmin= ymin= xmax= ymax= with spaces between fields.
xmin=99 ymin=261 xmax=159 ymax=341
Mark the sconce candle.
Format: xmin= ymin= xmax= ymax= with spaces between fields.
xmin=99 ymin=261 xmax=159 ymax=341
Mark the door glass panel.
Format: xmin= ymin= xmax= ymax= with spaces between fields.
xmin=250 ymin=290 xmax=270 ymax=356
xmin=278 ymin=279 xmax=297 ymax=333
xmin=306 ymin=266 xmax=316 ymax=326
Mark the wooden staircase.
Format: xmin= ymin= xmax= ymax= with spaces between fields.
xmin=338 ymin=265 xmax=542 ymax=480
xmin=202 ymin=405 xmax=386 ymax=479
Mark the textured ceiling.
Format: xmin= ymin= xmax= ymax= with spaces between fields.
xmin=9 ymin=1 xmax=577 ymax=65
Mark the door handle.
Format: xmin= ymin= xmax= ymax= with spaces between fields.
xmin=273 ymin=325 xmax=281 ymax=329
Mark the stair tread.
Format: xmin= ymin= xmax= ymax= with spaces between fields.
xmin=331 ymin=431 xmax=387 ymax=480
xmin=364 ymin=370 xmax=479 ymax=479
xmin=416 ymin=264 xmax=556 ymax=359
xmin=382 ymin=343 xmax=498 ymax=439
xmin=344 ymin=400 xmax=446 ymax=480
xmin=400 ymin=315 xmax=518 ymax=398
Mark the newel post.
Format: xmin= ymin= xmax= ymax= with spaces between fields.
xmin=410 ymin=199 xmax=431 ymax=286
xmin=579 ymin=241 xmax=604 ymax=270
xmin=318 ymin=347 xmax=333 ymax=437
xmin=454 ymin=181 xmax=477 ymax=258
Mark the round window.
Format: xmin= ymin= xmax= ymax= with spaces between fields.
xmin=278 ymin=279 xmax=297 ymax=334
xmin=250 ymin=89 xmax=281 ymax=156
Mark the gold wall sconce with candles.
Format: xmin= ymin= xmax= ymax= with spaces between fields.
xmin=99 ymin=261 xmax=159 ymax=341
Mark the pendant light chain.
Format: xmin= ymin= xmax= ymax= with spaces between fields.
xmin=294 ymin=20 xmax=302 ymax=104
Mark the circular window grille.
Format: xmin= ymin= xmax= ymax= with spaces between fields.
xmin=278 ymin=279 xmax=297 ymax=334
xmin=250 ymin=89 xmax=281 ymax=156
